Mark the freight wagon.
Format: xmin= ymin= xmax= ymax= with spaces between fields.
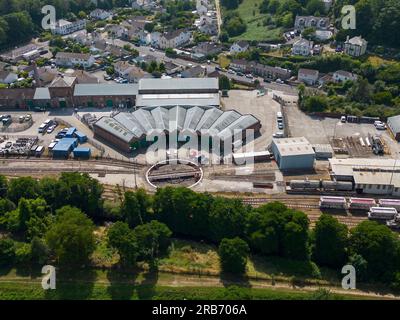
xmin=319 ymin=196 xmax=347 ymax=209
xmin=349 ymin=197 xmax=376 ymax=210
xmin=379 ymin=199 xmax=400 ymax=211
xmin=368 ymin=207 xmax=397 ymax=220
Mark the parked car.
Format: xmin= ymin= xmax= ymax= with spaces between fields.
xmin=341 ymin=116 xmax=347 ymax=123
xmin=46 ymin=125 xmax=56 ymax=134
xmin=227 ymin=69 xmax=235 ymax=74
xmin=245 ymin=74 xmax=253 ymax=79
xmin=278 ymin=122 xmax=284 ymax=130
xmin=273 ymin=131 xmax=284 ymax=138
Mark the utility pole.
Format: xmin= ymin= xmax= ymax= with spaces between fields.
xmin=133 ymin=158 xmax=138 ymax=189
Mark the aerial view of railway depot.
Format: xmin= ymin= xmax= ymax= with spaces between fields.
xmin=1 ymin=0 xmax=400 ymax=303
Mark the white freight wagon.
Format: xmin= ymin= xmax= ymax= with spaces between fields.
xmin=379 ymin=199 xmax=400 ymax=211
xmin=319 ymin=196 xmax=347 ymax=209
xmin=368 ymin=207 xmax=397 ymax=220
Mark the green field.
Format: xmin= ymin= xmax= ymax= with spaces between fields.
xmin=227 ymin=0 xmax=283 ymax=42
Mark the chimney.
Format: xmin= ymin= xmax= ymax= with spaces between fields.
xmin=346 ymin=35 xmax=350 ymax=42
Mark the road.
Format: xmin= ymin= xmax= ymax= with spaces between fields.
xmin=215 ymin=0 xmax=222 ymax=35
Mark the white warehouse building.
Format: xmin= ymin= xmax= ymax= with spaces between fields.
xmin=271 ymin=137 xmax=315 ymax=170
xmin=329 ymin=158 xmax=400 ymax=196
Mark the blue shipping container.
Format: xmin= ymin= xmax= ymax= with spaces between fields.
xmin=74 ymin=131 xmax=88 ymax=143
xmin=65 ymin=127 xmax=77 ymax=138
xmin=73 ymin=147 xmax=91 ymax=158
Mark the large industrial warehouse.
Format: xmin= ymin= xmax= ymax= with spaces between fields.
xmin=93 ymin=106 xmax=261 ymax=153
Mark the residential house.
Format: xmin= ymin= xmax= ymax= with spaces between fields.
xmin=230 ymin=41 xmax=249 ymax=54
xmin=318 ymin=73 xmax=333 ymax=86
xmin=163 ymin=61 xmax=182 ymax=75
xmin=181 ymin=65 xmax=206 ymax=78
xmin=105 ymin=44 xmax=130 ymax=58
xmin=0 ymin=71 xmax=18 ymax=84
xmin=298 ymin=68 xmax=319 ymax=85
xmin=113 ymin=61 xmax=146 ymax=82
xmin=196 ymin=0 xmax=209 ymax=15
xmin=107 ymin=25 xmax=128 ymax=39
xmin=344 ymin=36 xmax=368 ymax=57
xmin=294 ymin=16 xmax=330 ymax=31
xmin=37 ymin=67 xmax=58 ymax=85
xmin=90 ymin=9 xmax=111 ymax=20
xmin=230 ymin=59 xmax=291 ymax=81
xmin=195 ymin=14 xmax=218 ymax=35
xmin=193 ymin=42 xmax=223 ymax=56
xmin=333 ymin=70 xmax=358 ymax=83
xmin=292 ymin=38 xmax=314 ymax=56
xmin=52 ymin=19 xmax=86 ymax=35
xmin=157 ymin=29 xmax=192 ymax=49
xmin=68 ymin=70 xmax=99 ymax=84
xmin=55 ymin=52 xmax=95 ymax=68
xmin=135 ymin=54 xmax=158 ymax=65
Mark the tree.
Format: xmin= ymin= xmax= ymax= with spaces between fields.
xmin=282 ymin=218 xmax=309 ymax=260
xmin=0 ymin=174 xmax=7 ymax=197
xmin=302 ymin=95 xmax=328 ymax=113
xmin=349 ymin=221 xmax=400 ymax=282
xmin=30 ymin=237 xmax=50 ymax=265
xmin=312 ymin=215 xmax=348 ymax=268
xmin=306 ymin=0 xmax=325 ymax=15
xmin=46 ymin=206 xmax=95 ymax=266
xmin=0 ymin=238 xmax=15 ymax=266
xmin=219 ymin=75 xmax=231 ymax=90
xmin=144 ymin=22 xmax=155 ymax=33
xmin=218 ymin=237 xmax=249 ymax=275
xmin=209 ymin=197 xmax=248 ymax=242
xmin=120 ymin=191 xmax=142 ymax=227
xmin=7 ymin=177 xmax=39 ymax=203
xmin=108 ymin=222 xmax=138 ymax=266
xmin=133 ymin=220 xmax=172 ymax=261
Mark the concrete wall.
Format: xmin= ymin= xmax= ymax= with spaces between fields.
xmin=276 ymin=153 xmax=315 ymax=170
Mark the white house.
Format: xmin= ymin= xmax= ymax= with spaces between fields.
xmin=344 ymin=36 xmax=368 ymax=57
xmin=0 ymin=71 xmax=18 ymax=84
xmin=230 ymin=41 xmax=249 ymax=54
xmin=90 ymin=9 xmax=112 ymax=20
xmin=298 ymin=68 xmax=319 ymax=85
xmin=55 ymin=52 xmax=95 ymax=68
xmin=333 ymin=70 xmax=358 ymax=83
xmin=52 ymin=19 xmax=86 ymax=35
xmin=292 ymin=38 xmax=313 ymax=56
xmin=156 ymin=29 xmax=192 ymax=49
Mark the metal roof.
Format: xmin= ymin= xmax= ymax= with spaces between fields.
xmin=94 ymin=116 xmax=136 ymax=142
xmin=183 ymin=106 xmax=205 ymax=130
xmin=273 ymin=137 xmax=315 ymax=157
xmin=168 ymin=106 xmax=187 ymax=132
xmin=209 ymin=110 xmax=241 ymax=133
xmin=218 ymin=114 xmax=260 ymax=141
xmin=388 ymin=115 xmax=400 ymax=134
xmin=130 ymin=109 xmax=156 ymax=134
xmin=74 ymin=84 xmax=138 ymax=96
xmin=151 ymin=107 xmax=169 ymax=131
xmin=195 ymin=108 xmax=224 ymax=132
xmin=138 ymin=78 xmax=218 ymax=92
xmin=136 ymin=93 xmax=220 ymax=108
xmin=113 ymin=112 xmax=145 ymax=138
xmin=33 ymin=88 xmax=51 ymax=100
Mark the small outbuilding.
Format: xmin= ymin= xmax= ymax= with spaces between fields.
xmin=387 ymin=115 xmax=400 ymax=141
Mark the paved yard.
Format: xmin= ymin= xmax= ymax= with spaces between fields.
xmin=222 ymin=90 xmax=280 ymax=152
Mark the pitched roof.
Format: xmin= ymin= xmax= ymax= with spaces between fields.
xmin=56 ymin=52 xmax=92 ymax=60
xmin=49 ymin=76 xmax=76 ymax=87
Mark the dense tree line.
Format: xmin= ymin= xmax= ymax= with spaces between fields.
xmin=1 ymin=176 xmax=400 ymax=287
